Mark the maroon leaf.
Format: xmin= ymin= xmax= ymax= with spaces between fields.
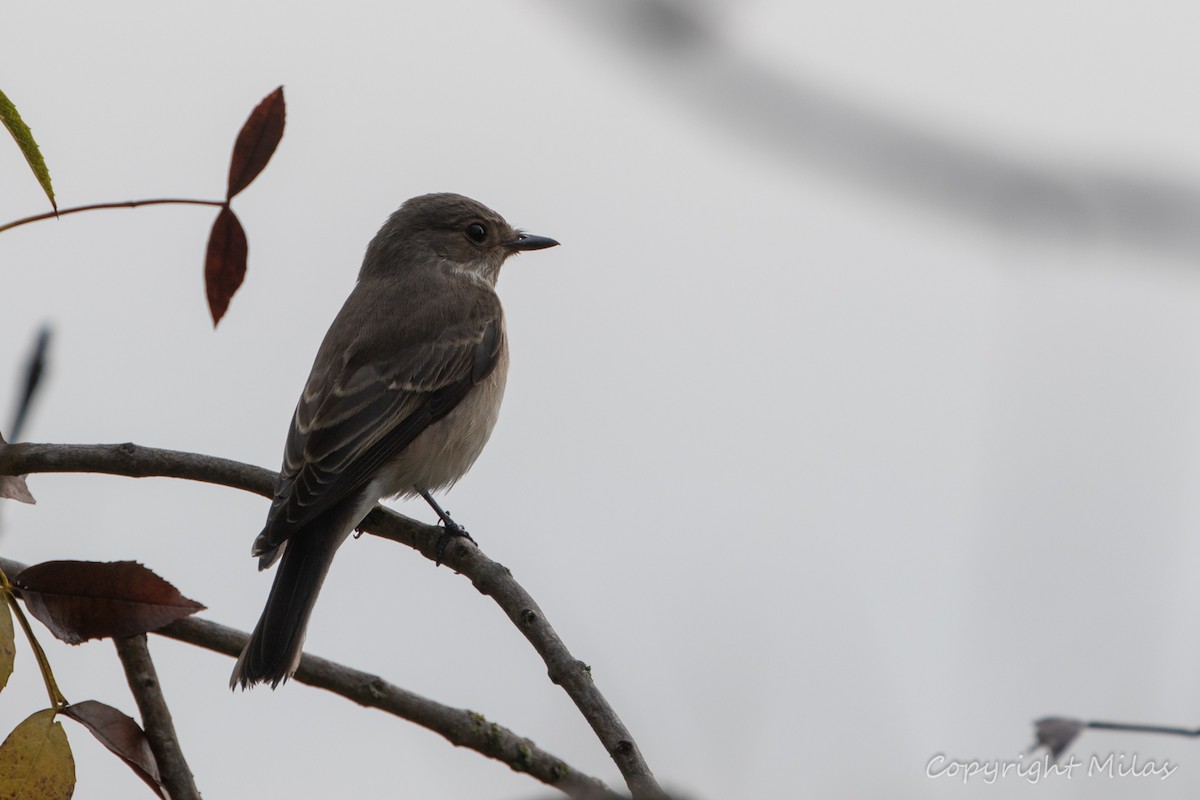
xmin=13 ymin=561 xmax=205 ymax=645
xmin=204 ymin=206 xmax=248 ymax=326
xmin=226 ymin=86 xmax=285 ymax=200
xmin=61 ymin=700 xmax=165 ymax=799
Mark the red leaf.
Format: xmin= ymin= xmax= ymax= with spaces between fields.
xmin=204 ymin=206 xmax=248 ymax=326
xmin=13 ymin=561 xmax=205 ymax=645
xmin=61 ymin=700 xmax=166 ymax=799
xmin=226 ymin=86 xmax=285 ymax=200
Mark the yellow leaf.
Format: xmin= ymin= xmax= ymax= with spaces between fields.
xmin=0 ymin=600 xmax=14 ymax=693
xmin=0 ymin=709 xmax=75 ymax=800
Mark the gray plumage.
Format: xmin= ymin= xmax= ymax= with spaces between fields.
xmin=231 ymin=193 xmax=557 ymax=689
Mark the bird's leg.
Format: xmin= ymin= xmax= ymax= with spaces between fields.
xmin=419 ymin=490 xmax=476 ymax=565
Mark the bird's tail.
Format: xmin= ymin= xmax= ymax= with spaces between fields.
xmin=230 ymin=522 xmax=350 ymax=690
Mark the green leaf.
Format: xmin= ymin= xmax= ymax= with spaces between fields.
xmin=0 ymin=90 xmax=56 ymax=212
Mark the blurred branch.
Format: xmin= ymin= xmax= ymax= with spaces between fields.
xmin=8 ymin=325 xmax=51 ymax=442
xmin=114 ymin=634 xmax=200 ymax=800
xmin=0 ymin=441 xmax=666 ymax=799
xmin=551 ymin=0 xmax=1200 ymax=260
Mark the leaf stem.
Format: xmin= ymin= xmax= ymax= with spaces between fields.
xmin=0 ymin=566 xmax=67 ymax=708
xmin=0 ymin=198 xmax=226 ymax=235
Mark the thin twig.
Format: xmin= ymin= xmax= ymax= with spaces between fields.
xmin=1087 ymin=721 xmax=1200 ymax=737
xmin=0 ymin=198 xmax=225 ymax=234
xmin=0 ymin=564 xmax=66 ymax=708
xmin=0 ymin=441 xmax=666 ymax=798
xmin=1032 ymin=714 xmax=1200 ymax=762
xmin=113 ymin=634 xmax=201 ymax=800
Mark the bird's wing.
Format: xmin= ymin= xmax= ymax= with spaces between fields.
xmin=255 ymin=307 xmax=503 ymax=557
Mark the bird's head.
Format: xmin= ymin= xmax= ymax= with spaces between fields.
xmin=361 ymin=193 xmax=558 ymax=285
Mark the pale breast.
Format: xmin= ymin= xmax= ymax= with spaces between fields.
xmin=375 ymin=344 xmax=509 ymax=499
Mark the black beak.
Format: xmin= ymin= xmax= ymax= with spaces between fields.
xmin=504 ymin=233 xmax=559 ymax=252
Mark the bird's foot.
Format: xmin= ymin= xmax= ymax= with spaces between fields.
xmin=434 ymin=518 xmax=476 ymax=565
xmin=420 ymin=490 xmax=477 ymax=565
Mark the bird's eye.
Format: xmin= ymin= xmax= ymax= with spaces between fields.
xmin=465 ymin=223 xmax=487 ymax=243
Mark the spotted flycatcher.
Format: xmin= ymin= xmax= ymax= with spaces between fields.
xmin=231 ymin=193 xmax=558 ymax=689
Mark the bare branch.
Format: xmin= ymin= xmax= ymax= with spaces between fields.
xmin=368 ymin=510 xmax=667 ymax=798
xmin=0 ymin=442 xmax=273 ymax=494
xmin=113 ymin=634 xmax=200 ymax=800
xmin=0 ymin=441 xmax=666 ymax=798
xmin=0 ymin=555 xmax=623 ymax=800
xmin=163 ymin=616 xmax=624 ymax=800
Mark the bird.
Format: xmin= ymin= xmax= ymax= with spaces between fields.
xmin=231 ymin=193 xmax=558 ymax=689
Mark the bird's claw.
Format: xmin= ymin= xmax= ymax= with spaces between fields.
xmin=434 ymin=519 xmax=475 ymax=565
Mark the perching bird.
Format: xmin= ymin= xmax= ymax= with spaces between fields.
xmin=231 ymin=193 xmax=558 ymax=689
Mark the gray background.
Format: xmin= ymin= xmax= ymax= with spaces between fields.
xmin=3 ymin=1 xmax=1200 ymax=797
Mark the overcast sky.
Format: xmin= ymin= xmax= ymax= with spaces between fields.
xmin=5 ymin=2 xmax=1200 ymax=798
